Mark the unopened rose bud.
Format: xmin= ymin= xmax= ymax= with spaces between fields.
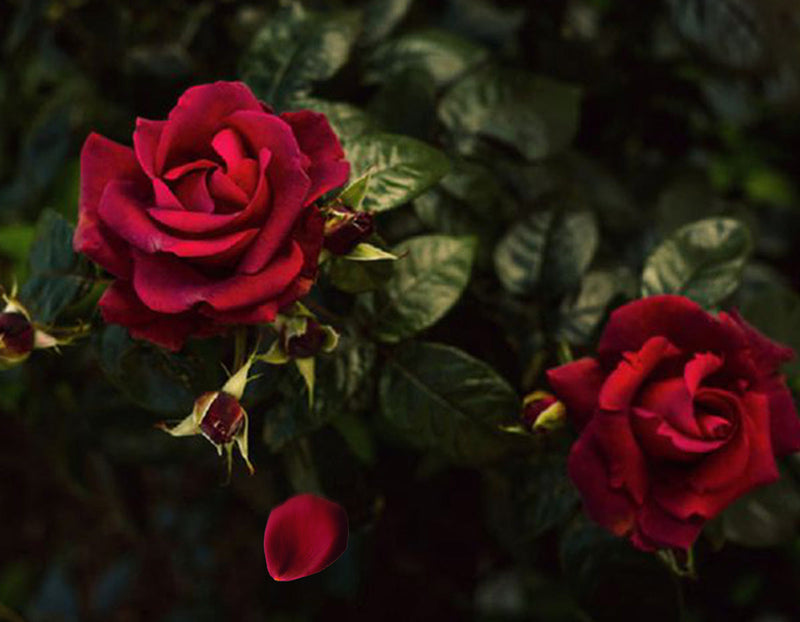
xmin=522 ymin=391 xmax=566 ymax=433
xmin=283 ymin=318 xmax=328 ymax=358
xmin=323 ymin=204 xmax=374 ymax=255
xmin=0 ymin=311 xmax=35 ymax=365
xmin=198 ymin=391 xmax=246 ymax=445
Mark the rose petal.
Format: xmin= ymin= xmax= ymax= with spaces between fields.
xmin=148 ymin=148 xmax=272 ymax=234
xmin=281 ymin=110 xmax=350 ymax=204
xmin=75 ymin=133 xmax=147 ymax=279
xmin=98 ymin=180 xmax=259 ymax=260
xmin=632 ymin=502 xmax=703 ymax=551
xmin=263 ymin=494 xmax=348 ymax=582
xmin=225 ymin=110 xmax=312 ymax=274
xmin=99 ymin=281 xmax=221 ymax=351
xmin=155 ymin=82 xmax=263 ymax=174
xmin=637 ymin=377 xmax=700 ymax=437
xmin=760 ymin=375 xmax=800 ymax=456
xmin=212 ymin=127 xmax=249 ymax=169
xmin=568 ymin=429 xmax=637 ymax=537
xmin=163 ymin=159 xmax=218 ymax=181
xmin=599 ymin=336 xmax=681 ymax=412
xmin=721 ymin=309 xmax=794 ymax=372
xmin=598 ymin=295 xmax=745 ymax=367
xmin=131 ymin=241 xmax=304 ymax=313
xmin=133 ymin=118 xmax=166 ymax=178
xmin=592 ymin=412 xmax=650 ymax=504
xmin=546 ymin=357 xmax=605 ymax=430
xmin=632 ymin=407 xmax=728 ymax=462
xmin=171 ymin=169 xmax=216 ymax=213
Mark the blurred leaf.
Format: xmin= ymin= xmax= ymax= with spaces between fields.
xmin=362 ymin=0 xmax=415 ymax=46
xmin=345 ymin=133 xmax=450 ymax=213
xmin=19 ymin=210 xmax=91 ymax=323
xmin=560 ymin=519 xmax=681 ymax=622
xmin=668 ymin=0 xmax=765 ymax=71
xmin=720 ymin=460 xmax=800 ymax=547
xmin=368 ymin=234 xmax=476 ymax=342
xmin=557 ymin=267 xmax=636 ymax=345
xmin=640 ymin=217 xmax=752 ymax=307
xmin=379 ymin=341 xmax=519 ymax=462
xmin=241 ymin=5 xmax=362 ymax=109
xmin=439 ymin=67 xmax=581 ymax=161
xmin=494 ymin=209 xmax=598 ymax=298
xmin=0 ymin=223 xmax=35 ymax=262
xmin=366 ymin=29 xmax=487 ymax=87
xmin=443 ymin=0 xmax=526 ymax=49
xmin=484 ymin=452 xmax=580 ymax=556
xmin=263 ymin=334 xmax=376 ymax=451
xmin=368 ymin=69 xmax=438 ymax=139
xmin=95 ymin=325 xmax=205 ymax=415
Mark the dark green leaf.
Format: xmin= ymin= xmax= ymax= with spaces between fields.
xmin=721 ymin=460 xmax=800 ymax=547
xmin=379 ymin=341 xmax=520 ymax=462
xmin=368 ymin=234 xmax=476 ymax=342
xmin=327 ymin=254 xmax=395 ymax=293
xmin=94 ymin=325 xmax=205 ymax=415
xmin=557 ymin=267 xmax=636 ymax=345
xmin=241 ymin=6 xmax=362 ymax=109
xmin=19 ymin=210 xmax=91 ymax=323
xmin=439 ymin=67 xmax=581 ymax=161
xmin=640 ymin=217 xmax=752 ymax=307
xmin=494 ymin=209 xmax=598 ymax=298
xmin=366 ymin=29 xmax=487 ymax=87
xmin=362 ymin=0 xmax=415 ymax=46
xmin=484 ymin=452 xmax=580 ymax=557
xmin=345 ymin=133 xmax=450 ymax=213
xmin=263 ymin=334 xmax=376 ymax=451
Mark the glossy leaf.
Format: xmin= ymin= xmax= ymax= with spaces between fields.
xmin=369 ymin=234 xmax=476 ymax=342
xmin=19 ymin=210 xmax=91 ymax=323
xmin=366 ymin=29 xmax=487 ymax=87
xmin=241 ymin=6 xmax=362 ymax=109
xmin=362 ymin=0 xmax=415 ymax=46
xmin=439 ymin=67 xmax=581 ymax=161
xmin=640 ymin=217 xmax=752 ymax=307
xmin=494 ymin=209 xmax=598 ymax=298
xmin=379 ymin=341 xmax=520 ymax=462
xmin=345 ymin=133 xmax=450 ymax=213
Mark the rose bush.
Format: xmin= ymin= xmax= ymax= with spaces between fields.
xmin=548 ymin=295 xmax=800 ymax=551
xmin=74 ymin=81 xmax=349 ymax=350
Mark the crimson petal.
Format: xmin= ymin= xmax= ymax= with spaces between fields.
xmin=263 ymin=494 xmax=348 ymax=582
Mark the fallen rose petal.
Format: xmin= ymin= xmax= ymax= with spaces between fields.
xmin=264 ymin=493 xmax=348 ymax=582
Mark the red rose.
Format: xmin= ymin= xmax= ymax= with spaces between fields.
xmin=74 ymin=81 xmax=349 ymax=350
xmin=547 ymin=295 xmax=800 ymax=551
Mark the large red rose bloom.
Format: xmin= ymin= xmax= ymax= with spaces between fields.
xmin=547 ymin=295 xmax=800 ymax=551
xmin=74 ymin=81 xmax=349 ymax=350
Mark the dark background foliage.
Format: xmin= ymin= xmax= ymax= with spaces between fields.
xmin=3 ymin=0 xmax=800 ymax=620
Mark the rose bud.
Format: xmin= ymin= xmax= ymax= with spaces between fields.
xmin=160 ymin=355 xmax=255 ymax=474
xmin=264 ymin=493 xmax=349 ymax=582
xmin=323 ymin=203 xmax=374 ymax=255
xmin=283 ymin=317 xmax=328 ymax=359
xmin=521 ymin=390 xmax=566 ymax=434
xmin=0 ymin=311 xmax=35 ymax=366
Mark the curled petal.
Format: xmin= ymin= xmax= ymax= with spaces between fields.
xmin=546 ymin=357 xmax=605 ymax=431
xmin=263 ymin=494 xmax=348 ymax=582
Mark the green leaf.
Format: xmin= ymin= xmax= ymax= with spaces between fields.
xmin=560 ymin=518 xmax=682 ymax=620
xmin=94 ymin=325 xmax=207 ymax=415
xmin=19 ymin=210 xmax=91 ymax=323
xmin=494 ymin=209 xmax=598 ymax=298
xmin=720 ymin=460 xmax=800 ymax=547
xmin=362 ymin=0 xmax=415 ymax=46
xmin=557 ymin=267 xmax=636 ymax=345
xmin=484 ymin=452 xmax=580 ymax=557
xmin=327 ymin=255 xmax=395 ymax=293
xmin=291 ymin=98 xmax=379 ymax=146
xmin=263 ymin=334 xmax=376 ymax=451
xmin=366 ymin=29 xmax=487 ymax=87
xmin=345 ymin=133 xmax=450 ymax=213
xmin=379 ymin=341 xmax=520 ymax=462
xmin=439 ymin=67 xmax=581 ymax=161
xmin=0 ymin=224 xmax=36 ymax=278
xmin=368 ymin=234 xmax=476 ymax=342
xmin=240 ymin=6 xmax=362 ymax=109
xmin=640 ymin=217 xmax=752 ymax=307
